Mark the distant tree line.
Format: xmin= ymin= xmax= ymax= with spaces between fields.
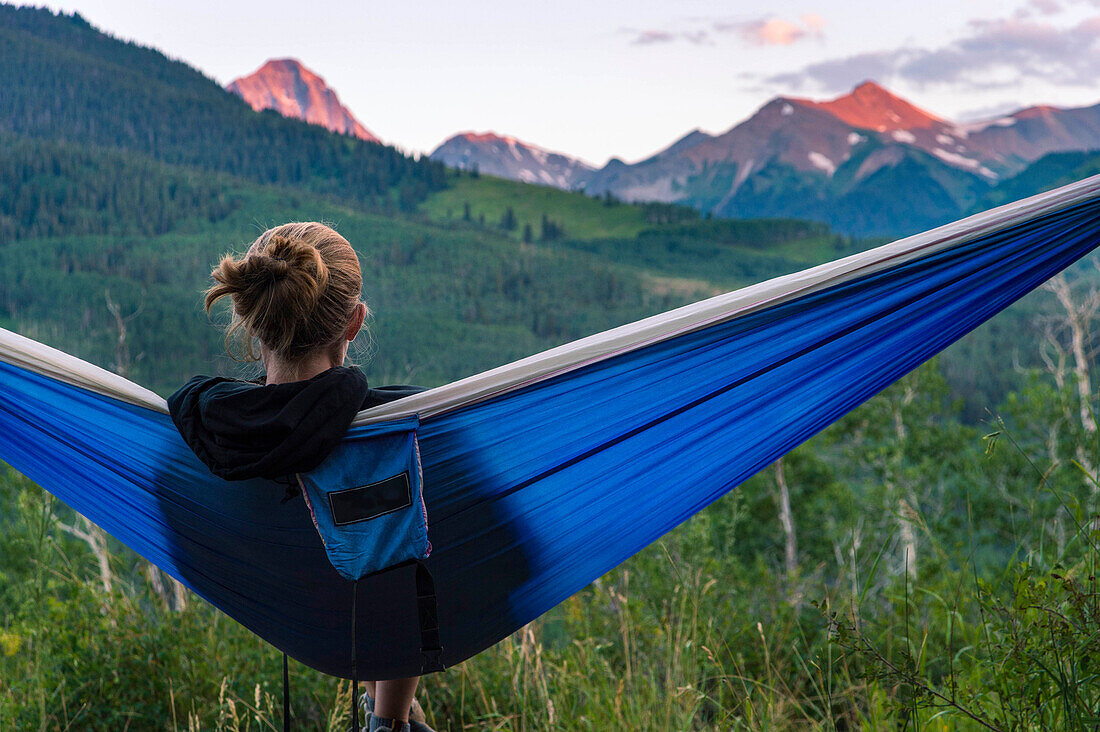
xmin=639 ymin=201 xmax=701 ymax=225
xmin=638 ymin=217 xmax=832 ymax=247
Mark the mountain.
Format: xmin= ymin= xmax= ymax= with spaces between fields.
xmin=802 ymin=81 xmax=997 ymax=179
xmin=586 ymin=96 xmax=874 ymax=204
xmin=227 ymin=58 xmax=380 ymax=143
xmin=436 ymin=81 xmax=1100 ymax=236
xmin=580 ymin=84 xmax=993 ymax=236
xmin=583 ymin=82 xmax=1100 ymax=236
xmin=957 ymin=104 xmax=1100 ymax=176
xmin=809 ymin=80 xmax=944 ymax=132
xmin=430 ymin=132 xmax=594 ymax=189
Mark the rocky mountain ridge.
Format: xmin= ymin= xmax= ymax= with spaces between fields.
xmin=430 ymin=131 xmax=594 ymax=188
xmin=430 ymin=81 xmax=1099 ymax=236
xmin=222 ymin=56 xmax=1100 ymax=237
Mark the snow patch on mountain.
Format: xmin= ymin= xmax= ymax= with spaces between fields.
xmin=808 ymin=151 xmax=836 ymax=175
xmin=933 ymin=148 xmax=978 ymax=168
xmin=931 ymin=148 xmax=997 ymax=179
xmin=958 ymin=116 xmax=1019 ymax=135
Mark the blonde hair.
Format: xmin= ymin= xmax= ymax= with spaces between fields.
xmin=205 ymin=222 xmax=365 ymax=363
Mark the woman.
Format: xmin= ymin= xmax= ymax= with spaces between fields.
xmin=167 ymin=222 xmax=434 ymax=732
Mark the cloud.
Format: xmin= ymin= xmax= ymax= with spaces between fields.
xmin=957 ymin=100 xmax=1027 ymax=120
xmin=630 ymin=29 xmax=676 ymax=45
xmin=767 ymin=51 xmax=904 ymax=89
xmin=1029 ymin=0 xmax=1063 ymax=15
xmin=626 ymin=14 xmax=823 ymax=47
xmin=626 ymin=28 xmax=710 ymax=45
xmin=1016 ymin=0 xmax=1096 ymax=19
xmin=765 ymin=15 xmax=1100 ymax=91
xmin=681 ymin=30 xmax=711 ymax=45
xmin=801 ymin=12 xmax=826 ymax=33
xmin=716 ymin=14 xmax=826 ymax=46
xmin=742 ymin=18 xmax=806 ymax=45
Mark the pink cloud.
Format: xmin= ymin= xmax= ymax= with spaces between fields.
xmin=801 ymin=13 xmax=826 ymax=34
xmin=717 ymin=14 xmax=826 ymax=46
xmin=754 ymin=18 xmax=805 ymax=45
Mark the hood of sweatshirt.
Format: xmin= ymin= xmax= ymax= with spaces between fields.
xmin=167 ymin=366 xmax=423 ymax=481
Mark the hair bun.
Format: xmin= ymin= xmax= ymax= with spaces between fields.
xmin=262 ymin=234 xmax=328 ymax=289
xmin=204 ymin=222 xmax=363 ymax=364
xmin=254 ymin=254 xmax=290 ymax=281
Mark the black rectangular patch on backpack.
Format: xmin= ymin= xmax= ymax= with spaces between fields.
xmin=327 ymin=472 xmax=412 ymax=526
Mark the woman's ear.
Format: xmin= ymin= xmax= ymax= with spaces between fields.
xmin=345 ymin=302 xmax=367 ymax=341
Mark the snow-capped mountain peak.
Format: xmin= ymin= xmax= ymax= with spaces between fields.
xmin=430 ymin=131 xmax=594 ymax=189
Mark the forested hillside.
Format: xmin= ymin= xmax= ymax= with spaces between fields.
xmin=0 ymin=4 xmax=446 ymax=211
xmin=1 ymin=4 xmax=1098 ymax=730
xmin=976 ymin=149 xmax=1100 ymax=210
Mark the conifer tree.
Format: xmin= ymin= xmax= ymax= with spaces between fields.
xmin=500 ymin=206 xmax=517 ymax=231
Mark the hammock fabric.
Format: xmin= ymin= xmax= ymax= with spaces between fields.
xmin=1 ymin=176 xmax=1099 ymax=679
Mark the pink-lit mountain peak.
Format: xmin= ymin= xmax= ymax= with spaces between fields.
xmin=227 ymin=58 xmax=379 ymax=143
xmin=796 ymin=80 xmax=945 ymax=132
xmin=454 ymin=131 xmax=525 ymax=145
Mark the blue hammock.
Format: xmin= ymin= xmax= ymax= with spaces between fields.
xmin=1 ymin=176 xmax=1099 ymax=679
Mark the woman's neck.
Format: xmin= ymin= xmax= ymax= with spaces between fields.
xmin=262 ymin=345 xmax=346 ymax=385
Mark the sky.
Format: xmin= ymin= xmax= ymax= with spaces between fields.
xmin=17 ymin=0 xmax=1100 ymax=166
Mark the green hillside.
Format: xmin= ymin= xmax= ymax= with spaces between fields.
xmin=421 ymin=173 xmax=656 ymax=240
xmin=975 ymin=148 xmax=1100 ymax=209
xmin=0 ymin=4 xmax=447 ymax=211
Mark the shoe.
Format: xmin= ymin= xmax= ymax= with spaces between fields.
xmin=359 ymin=694 xmax=430 ymax=726
xmin=367 ymin=715 xmax=411 ymax=732
xmin=365 ymin=713 xmax=437 ymax=732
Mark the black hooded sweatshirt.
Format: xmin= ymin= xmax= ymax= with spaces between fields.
xmin=167 ymin=366 xmax=424 ymax=481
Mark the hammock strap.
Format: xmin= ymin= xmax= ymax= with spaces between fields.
xmin=282 ymin=652 xmax=290 ymax=732
xmin=416 ymin=561 xmax=445 ymax=674
xmin=351 ymin=578 xmax=360 ymax=731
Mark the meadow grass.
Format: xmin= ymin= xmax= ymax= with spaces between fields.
xmin=419 ymin=175 xmax=652 ymax=242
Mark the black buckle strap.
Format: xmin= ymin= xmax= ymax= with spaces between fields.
xmin=415 ymin=562 xmax=445 ymax=674
xmin=282 ymin=652 xmax=291 ymax=732
xmin=351 ymin=579 xmax=360 ymax=732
